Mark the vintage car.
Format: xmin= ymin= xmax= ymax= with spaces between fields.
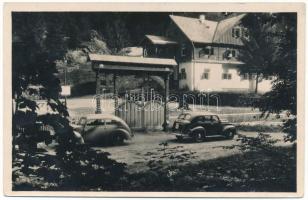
xmin=72 ymin=114 xmax=133 ymax=145
xmin=172 ymin=112 xmax=236 ymax=142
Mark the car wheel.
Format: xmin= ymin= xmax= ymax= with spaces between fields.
xmin=225 ymin=130 xmax=235 ymax=139
xmin=193 ymin=131 xmax=205 ymax=142
xmin=176 ymin=136 xmax=183 ymax=141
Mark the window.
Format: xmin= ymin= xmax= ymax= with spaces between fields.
xmin=243 ymin=28 xmax=249 ymax=38
xmin=232 ymin=27 xmax=241 ymax=38
xmin=179 ymin=68 xmax=187 ymax=80
xmin=181 ymin=44 xmax=187 ymax=57
xmin=231 ymin=50 xmax=236 ymax=57
xmin=264 ymin=75 xmax=273 ymax=80
xmin=222 ymin=73 xmax=232 ymax=80
xmin=199 ymin=47 xmax=214 ymax=57
xmin=204 ymin=47 xmax=214 ymax=55
xmin=241 ymin=73 xmax=249 ymax=80
xmin=223 ymin=49 xmax=236 ymax=60
xmin=87 ymin=119 xmax=105 ymax=126
xmin=201 ymin=69 xmax=210 ymax=80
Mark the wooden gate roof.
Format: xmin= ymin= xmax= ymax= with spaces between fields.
xmin=89 ymin=54 xmax=177 ymax=74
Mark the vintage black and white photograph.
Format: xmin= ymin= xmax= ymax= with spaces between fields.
xmin=3 ymin=2 xmax=305 ymax=197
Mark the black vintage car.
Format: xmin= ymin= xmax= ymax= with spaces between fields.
xmin=172 ymin=112 xmax=236 ymax=142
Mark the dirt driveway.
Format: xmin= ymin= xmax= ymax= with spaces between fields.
xmin=94 ymin=131 xmax=291 ymax=173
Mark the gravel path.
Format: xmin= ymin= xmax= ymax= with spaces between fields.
xmin=93 ymin=131 xmax=291 ymax=173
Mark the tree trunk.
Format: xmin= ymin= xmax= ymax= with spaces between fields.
xmin=255 ymin=73 xmax=259 ymax=94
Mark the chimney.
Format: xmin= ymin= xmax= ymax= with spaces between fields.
xmin=199 ymin=14 xmax=206 ymax=23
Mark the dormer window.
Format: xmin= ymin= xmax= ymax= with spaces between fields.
xmin=231 ymin=50 xmax=236 ymax=57
xmin=223 ymin=49 xmax=236 ymax=60
xmin=199 ymin=46 xmax=214 ymax=57
xmin=232 ymin=27 xmax=241 ymax=38
xmin=243 ymin=28 xmax=249 ymax=38
xmin=205 ymin=47 xmax=214 ymax=55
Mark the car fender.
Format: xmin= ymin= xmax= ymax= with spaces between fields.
xmin=114 ymin=128 xmax=132 ymax=140
xmin=222 ymin=125 xmax=236 ymax=133
xmin=189 ymin=126 xmax=205 ymax=134
xmin=73 ymin=131 xmax=85 ymax=144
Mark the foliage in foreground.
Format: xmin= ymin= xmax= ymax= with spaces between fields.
xmin=125 ymin=134 xmax=296 ymax=192
xmin=13 ymin=133 xmax=296 ymax=192
xmin=13 ymin=146 xmax=127 ymax=191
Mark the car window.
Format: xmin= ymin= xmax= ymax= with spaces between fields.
xmin=178 ymin=114 xmax=191 ymax=120
xmin=204 ymin=115 xmax=212 ymax=122
xmin=111 ymin=120 xmax=122 ymax=126
xmin=87 ymin=119 xmax=105 ymax=126
xmin=192 ymin=116 xmax=205 ymax=123
xmin=78 ymin=117 xmax=87 ymax=125
xmin=211 ymin=116 xmax=220 ymax=122
xmin=105 ymin=119 xmax=112 ymax=125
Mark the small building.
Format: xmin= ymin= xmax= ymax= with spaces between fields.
xmin=141 ymin=14 xmax=273 ymax=93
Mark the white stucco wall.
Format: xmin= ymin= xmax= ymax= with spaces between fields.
xmin=179 ymin=61 xmax=272 ymax=93
xmin=179 ymin=62 xmax=193 ymax=90
xmin=258 ymin=79 xmax=273 ymax=93
xmin=193 ymin=62 xmax=250 ymax=92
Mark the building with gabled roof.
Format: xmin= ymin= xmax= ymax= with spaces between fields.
xmin=141 ymin=14 xmax=272 ymax=93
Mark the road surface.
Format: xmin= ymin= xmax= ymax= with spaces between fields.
xmin=93 ymin=131 xmax=291 ymax=173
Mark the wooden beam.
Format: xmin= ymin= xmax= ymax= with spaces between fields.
xmin=113 ymin=73 xmax=118 ymax=115
xmin=95 ymin=70 xmax=102 ymax=114
xmin=94 ymin=64 xmax=173 ymax=73
xmin=162 ymin=74 xmax=170 ymax=131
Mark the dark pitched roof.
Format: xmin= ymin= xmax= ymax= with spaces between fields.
xmin=170 ymin=14 xmax=246 ymax=45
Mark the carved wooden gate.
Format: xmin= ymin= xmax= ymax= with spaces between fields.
xmin=115 ymin=100 xmax=164 ymax=130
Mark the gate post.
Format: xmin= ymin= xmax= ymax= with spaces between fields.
xmin=162 ymin=74 xmax=170 ymax=131
xmin=141 ymin=87 xmax=145 ymax=130
xmin=95 ymin=69 xmax=102 ymax=114
xmin=113 ymin=73 xmax=118 ymax=115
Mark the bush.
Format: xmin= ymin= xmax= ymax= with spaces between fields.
xmin=71 ymin=82 xmax=96 ymax=97
xmin=13 ymin=146 xmax=128 ymax=191
xmin=169 ymin=90 xmax=261 ymax=107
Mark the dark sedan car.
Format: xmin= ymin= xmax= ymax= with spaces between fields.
xmin=172 ymin=112 xmax=236 ymax=142
xmin=72 ymin=114 xmax=133 ymax=145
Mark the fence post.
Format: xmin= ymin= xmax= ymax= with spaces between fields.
xmin=141 ymin=87 xmax=145 ymax=130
